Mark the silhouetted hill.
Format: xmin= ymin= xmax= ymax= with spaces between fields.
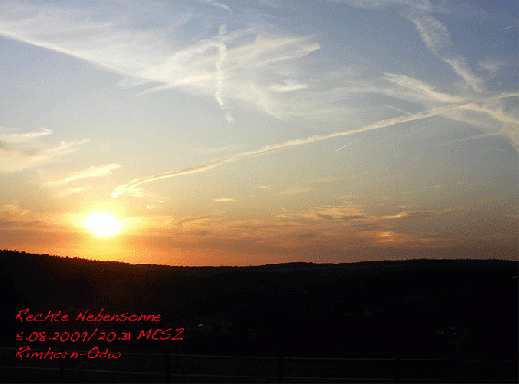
xmin=1 ymin=250 xmax=517 ymax=359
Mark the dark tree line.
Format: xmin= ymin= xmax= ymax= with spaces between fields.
xmin=1 ymin=249 xmax=517 ymax=358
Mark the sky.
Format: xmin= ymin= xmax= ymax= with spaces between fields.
xmin=0 ymin=0 xmax=517 ymax=266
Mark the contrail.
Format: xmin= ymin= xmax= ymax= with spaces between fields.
xmin=111 ymin=95 xmax=518 ymax=198
xmin=335 ymin=143 xmax=352 ymax=152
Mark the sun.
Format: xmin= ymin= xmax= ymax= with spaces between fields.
xmin=85 ymin=212 xmax=122 ymax=237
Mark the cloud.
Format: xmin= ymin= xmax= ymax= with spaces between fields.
xmin=271 ymin=206 xmax=440 ymax=248
xmin=385 ymin=105 xmax=411 ymax=115
xmin=213 ymin=197 xmax=236 ymax=201
xmin=0 ymin=133 xmax=89 ymax=174
xmin=44 ymin=139 xmax=90 ymax=156
xmin=329 ymin=1 xmax=485 ymax=95
xmin=111 ymin=160 xmax=225 ymax=197
xmin=310 ymin=173 xmax=366 ymax=184
xmin=334 ymin=143 xmax=352 ymax=152
xmin=379 ymin=210 xmax=434 ymax=220
xmin=224 ymin=112 xmax=234 ymax=123
xmin=279 ymin=186 xmax=314 ymax=195
xmin=0 ymin=128 xmax=52 ymax=143
xmin=46 ymin=164 xmax=121 ymax=185
xmin=322 ymin=2 xmax=488 ymax=99
xmin=0 ymin=200 xmax=52 ymax=231
xmin=405 ymin=14 xmax=485 ymax=93
xmin=1 ymin=0 xmax=494 ymax=129
xmin=0 ymin=201 xmax=29 ymax=217
xmin=278 ymin=206 xmax=433 ymax=224
xmin=214 ymin=24 xmax=229 ymax=115
xmin=322 ymin=0 xmax=403 ymax=10
xmin=3 ymin=1 xmax=515 ymax=185
xmin=115 ymin=186 xmax=165 ymax=201
xmin=375 ymin=230 xmax=410 ymax=244
xmin=459 ymin=101 xmax=519 ymax=126
xmin=195 ymin=144 xmax=243 ymax=154
xmin=443 ymin=57 xmax=484 ymax=93
xmin=384 ymin=73 xmax=465 ymax=103
xmin=500 ymin=123 xmax=519 ymax=148
xmin=124 ymin=199 xmax=515 ymax=262
xmin=202 ymin=0 xmax=232 ymax=12
xmin=410 ymin=14 xmax=451 ymax=53
xmin=56 ymin=186 xmax=91 ymax=197
xmin=478 ymin=59 xmax=506 ymax=76
xmin=112 ymin=96 xmax=518 ymax=197
xmin=276 ymin=205 xmax=365 ymax=221
xmin=175 ymin=211 xmax=226 ymax=228
xmin=269 ymin=79 xmax=308 ymax=92
xmin=0 ymin=2 xmax=319 ymax=121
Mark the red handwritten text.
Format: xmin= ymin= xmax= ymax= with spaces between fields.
xmin=16 ymin=346 xmax=121 ymax=360
xmin=16 ymin=308 xmax=68 ymax=322
xmin=76 ymin=308 xmax=161 ymax=322
xmin=138 ymin=328 xmax=184 ymax=341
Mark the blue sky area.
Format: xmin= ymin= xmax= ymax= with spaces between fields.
xmin=0 ymin=0 xmax=517 ymax=265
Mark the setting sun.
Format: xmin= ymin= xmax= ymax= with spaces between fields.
xmin=85 ymin=212 xmax=122 ymax=237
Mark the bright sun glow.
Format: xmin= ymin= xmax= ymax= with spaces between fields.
xmin=85 ymin=212 xmax=122 ymax=236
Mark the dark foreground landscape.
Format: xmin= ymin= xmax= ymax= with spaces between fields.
xmin=0 ymin=250 xmax=517 ymax=383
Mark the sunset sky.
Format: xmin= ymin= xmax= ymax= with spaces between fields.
xmin=0 ymin=0 xmax=517 ymax=266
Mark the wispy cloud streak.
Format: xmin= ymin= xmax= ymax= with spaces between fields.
xmin=335 ymin=142 xmax=352 ymax=152
xmin=203 ymin=0 xmax=232 ymax=12
xmin=0 ymin=3 xmax=318 ymax=121
xmin=46 ymin=164 xmax=121 ymax=186
xmin=111 ymin=89 xmax=518 ymax=197
xmin=403 ymin=11 xmax=484 ymax=93
xmin=111 ymin=101 xmax=475 ymax=197
xmin=331 ymin=1 xmax=487 ymax=94
xmin=0 ymin=128 xmax=52 ymax=143
xmin=384 ymin=73 xmax=465 ymax=103
xmin=0 ymin=127 xmax=89 ymax=174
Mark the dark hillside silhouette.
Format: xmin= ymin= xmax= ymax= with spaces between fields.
xmin=1 ymin=250 xmax=517 ymax=359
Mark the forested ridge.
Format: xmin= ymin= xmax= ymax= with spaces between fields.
xmin=1 ymin=250 xmax=517 ymax=358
